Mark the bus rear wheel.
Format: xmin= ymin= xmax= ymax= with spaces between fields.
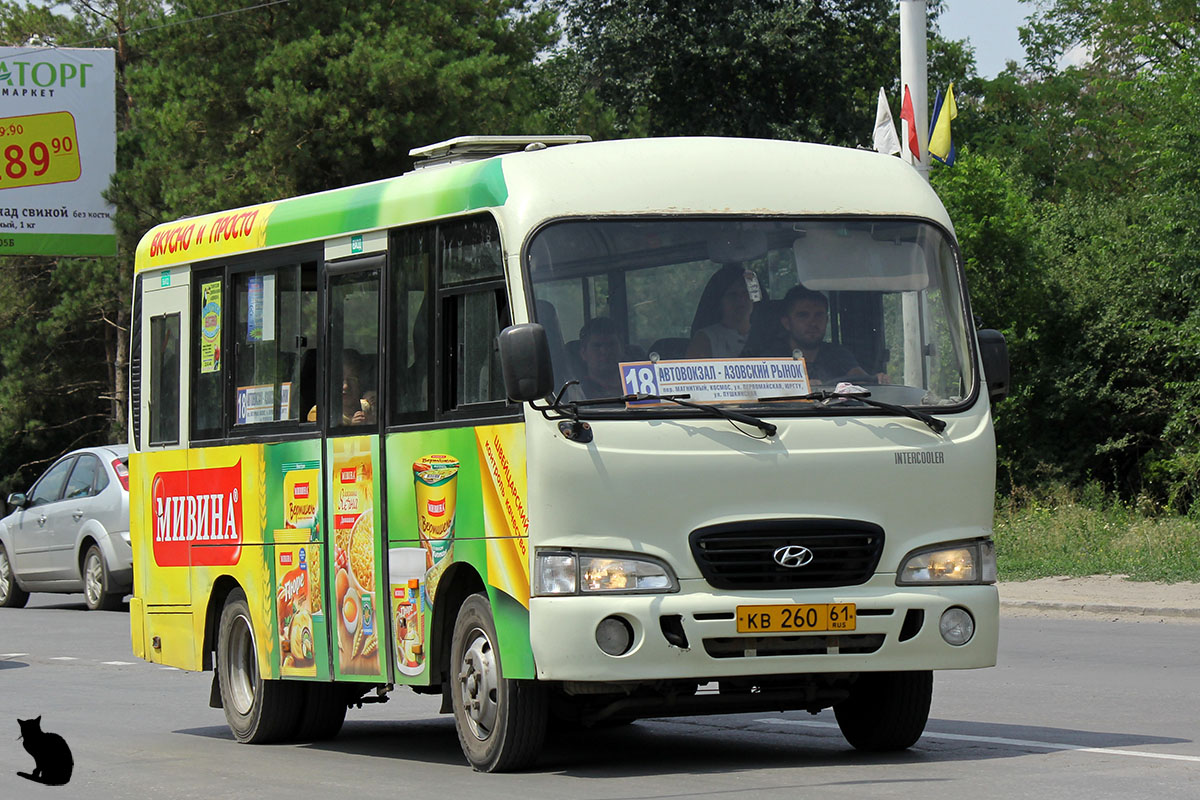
xmin=294 ymin=682 xmax=348 ymax=741
xmin=217 ymin=588 xmax=303 ymax=743
xmin=833 ymin=670 xmax=933 ymax=751
xmin=451 ymin=593 xmax=547 ymax=772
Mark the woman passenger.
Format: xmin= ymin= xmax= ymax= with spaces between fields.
xmin=685 ymin=265 xmax=755 ymax=358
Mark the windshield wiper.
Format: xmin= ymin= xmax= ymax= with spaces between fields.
xmin=578 ymin=393 xmax=777 ymax=438
xmin=570 ymin=390 xmax=778 ymax=438
xmin=762 ymin=389 xmax=946 ymax=434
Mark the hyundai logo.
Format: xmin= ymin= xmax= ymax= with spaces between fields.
xmin=772 ymin=545 xmax=814 ymax=569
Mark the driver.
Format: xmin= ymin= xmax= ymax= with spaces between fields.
xmin=778 ymin=286 xmax=888 ymax=385
xmin=577 ymin=317 xmax=626 ymax=397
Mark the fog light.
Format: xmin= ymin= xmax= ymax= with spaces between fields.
xmin=939 ymin=607 xmax=975 ymax=646
xmin=595 ymin=616 xmax=634 ymax=656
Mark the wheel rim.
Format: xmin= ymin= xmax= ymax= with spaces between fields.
xmin=457 ymin=626 xmax=499 ymax=741
xmin=84 ymin=552 xmax=103 ymax=607
xmin=0 ymin=549 xmax=11 ymax=604
xmin=227 ymin=612 xmax=258 ymax=716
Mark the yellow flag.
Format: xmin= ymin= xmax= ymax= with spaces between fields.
xmin=929 ymin=83 xmax=958 ymax=165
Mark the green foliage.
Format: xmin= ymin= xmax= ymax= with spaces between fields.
xmin=994 ymin=483 xmax=1200 ymax=582
xmin=550 ymin=0 xmax=971 ymax=145
xmin=934 ymin=1 xmax=1200 ymax=513
xmin=111 ymin=0 xmax=557 ymax=235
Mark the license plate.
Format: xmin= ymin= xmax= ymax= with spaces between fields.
xmin=736 ymin=603 xmax=856 ymax=634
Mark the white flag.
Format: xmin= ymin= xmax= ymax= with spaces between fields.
xmin=873 ymin=88 xmax=901 ymax=156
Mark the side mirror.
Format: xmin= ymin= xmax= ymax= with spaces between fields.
xmin=977 ymin=329 xmax=1009 ymax=403
xmin=7 ymin=492 xmax=27 ymax=510
xmin=498 ymin=323 xmax=554 ymax=403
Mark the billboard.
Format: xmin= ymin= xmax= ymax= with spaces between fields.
xmin=0 ymin=47 xmax=116 ymax=257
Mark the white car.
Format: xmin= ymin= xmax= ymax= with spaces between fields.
xmin=0 ymin=444 xmax=131 ymax=610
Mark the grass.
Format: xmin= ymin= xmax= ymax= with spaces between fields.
xmin=993 ymin=484 xmax=1200 ymax=583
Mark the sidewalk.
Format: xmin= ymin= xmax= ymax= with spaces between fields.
xmin=999 ymin=575 xmax=1200 ymax=622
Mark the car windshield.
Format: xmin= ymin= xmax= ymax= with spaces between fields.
xmin=526 ymin=218 xmax=973 ymax=413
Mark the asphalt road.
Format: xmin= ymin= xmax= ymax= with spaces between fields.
xmin=3 ymin=593 xmax=1199 ymax=799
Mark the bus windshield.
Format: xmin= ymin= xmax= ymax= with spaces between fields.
xmin=526 ymin=217 xmax=974 ymax=412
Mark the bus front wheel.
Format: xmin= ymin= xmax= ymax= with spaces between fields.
xmin=450 ymin=593 xmax=547 ymax=772
xmin=834 ymin=670 xmax=932 ymax=751
xmin=217 ymin=588 xmax=303 ymax=743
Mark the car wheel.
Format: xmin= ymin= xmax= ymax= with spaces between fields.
xmin=0 ymin=544 xmax=30 ymax=608
xmin=834 ymin=670 xmax=933 ymax=751
xmin=217 ymin=588 xmax=303 ymax=743
xmin=83 ymin=545 xmax=123 ymax=611
xmin=451 ymin=593 xmax=547 ymax=772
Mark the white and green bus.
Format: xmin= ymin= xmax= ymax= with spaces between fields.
xmin=129 ymin=135 xmax=1008 ymax=772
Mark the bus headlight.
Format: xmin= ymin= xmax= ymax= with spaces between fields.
xmin=534 ymin=550 xmax=679 ymax=595
xmin=897 ymin=539 xmax=996 ymax=585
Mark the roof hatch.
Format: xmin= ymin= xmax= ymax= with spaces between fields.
xmin=408 ymin=135 xmax=591 ymax=170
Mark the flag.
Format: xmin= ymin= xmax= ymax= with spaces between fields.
xmin=873 ymin=88 xmax=901 ymax=156
xmin=900 ymin=84 xmax=920 ymax=162
xmin=929 ymin=82 xmax=958 ymax=165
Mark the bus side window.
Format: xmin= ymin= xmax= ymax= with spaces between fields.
xmin=191 ymin=272 xmax=224 ymax=440
xmin=446 ymin=287 xmax=509 ymax=407
xmin=327 ymin=265 xmax=381 ymax=430
xmin=231 ymin=260 xmax=317 ymax=427
xmin=149 ymin=312 xmax=181 ymax=446
xmin=438 ymin=215 xmax=508 ymax=412
xmin=390 ymin=225 xmax=434 ymax=424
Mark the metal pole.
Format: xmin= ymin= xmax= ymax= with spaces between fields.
xmin=899 ymin=0 xmax=929 ymax=386
xmin=899 ymin=0 xmax=929 ymax=183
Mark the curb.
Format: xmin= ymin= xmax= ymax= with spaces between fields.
xmin=1000 ymin=599 xmax=1200 ymax=618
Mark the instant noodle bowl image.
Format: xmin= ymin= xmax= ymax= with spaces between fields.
xmin=413 ymin=454 xmax=458 ymax=603
xmin=389 ymin=547 xmax=426 ymax=676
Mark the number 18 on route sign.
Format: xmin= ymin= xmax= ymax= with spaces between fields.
xmin=619 ymin=358 xmax=811 ymax=406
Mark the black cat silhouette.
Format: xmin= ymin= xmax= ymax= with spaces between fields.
xmin=17 ymin=716 xmax=73 ymax=785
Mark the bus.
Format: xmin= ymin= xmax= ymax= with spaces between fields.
xmin=128 ymin=135 xmax=1009 ymax=772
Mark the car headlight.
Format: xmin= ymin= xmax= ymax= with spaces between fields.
xmin=897 ymin=539 xmax=996 ymax=585
xmin=534 ymin=550 xmax=678 ymax=595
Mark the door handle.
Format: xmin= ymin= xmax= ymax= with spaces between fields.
xmin=38 ymin=514 xmax=47 ymax=526
xmin=72 ymin=510 xmax=84 ymax=521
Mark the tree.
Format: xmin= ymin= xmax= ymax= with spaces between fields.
xmin=547 ymin=0 xmax=974 ymax=146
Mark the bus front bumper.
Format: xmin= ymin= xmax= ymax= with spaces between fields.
xmin=529 ymin=579 xmax=998 ymax=682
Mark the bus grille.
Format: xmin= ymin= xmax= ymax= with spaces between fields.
xmin=703 ymin=634 xmax=885 ymax=659
xmin=689 ymin=520 xmax=885 ymax=590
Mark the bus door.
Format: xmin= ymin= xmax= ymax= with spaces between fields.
xmin=138 ymin=270 xmax=190 ymax=608
xmin=322 ymin=256 xmax=389 ymax=683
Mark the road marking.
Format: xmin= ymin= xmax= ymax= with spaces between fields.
xmin=0 ymin=653 xmax=29 ymax=658
xmin=160 ymin=666 xmax=180 ymax=671
xmin=101 ymin=661 xmax=134 ymax=666
xmin=49 ymin=656 xmax=78 ymax=661
xmin=757 ymin=719 xmax=1200 ymax=763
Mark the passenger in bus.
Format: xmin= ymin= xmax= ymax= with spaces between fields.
xmin=306 ymin=351 xmax=377 ymax=424
xmin=577 ymin=317 xmax=626 ymax=398
xmin=775 ymin=286 xmax=889 ymax=385
xmin=685 ymin=265 xmax=755 ymax=359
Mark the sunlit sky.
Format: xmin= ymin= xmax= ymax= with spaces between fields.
xmin=937 ymin=0 xmax=1032 ymax=78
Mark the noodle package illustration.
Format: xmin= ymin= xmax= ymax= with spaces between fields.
xmin=413 ymin=454 xmax=459 ymax=603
